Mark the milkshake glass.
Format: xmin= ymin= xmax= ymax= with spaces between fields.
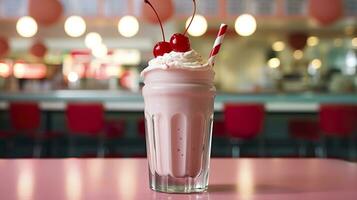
xmin=142 ymin=50 xmax=215 ymax=193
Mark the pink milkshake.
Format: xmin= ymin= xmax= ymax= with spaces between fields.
xmin=142 ymin=50 xmax=215 ymax=193
xmin=142 ymin=0 xmax=226 ymax=193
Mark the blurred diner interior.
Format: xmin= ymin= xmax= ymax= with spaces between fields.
xmin=0 ymin=0 xmax=357 ymax=160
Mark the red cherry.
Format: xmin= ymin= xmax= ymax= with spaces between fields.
xmin=153 ymin=41 xmax=172 ymax=57
xmin=170 ymin=33 xmax=191 ymax=52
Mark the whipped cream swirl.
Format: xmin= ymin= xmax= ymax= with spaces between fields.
xmin=141 ymin=50 xmax=209 ymax=76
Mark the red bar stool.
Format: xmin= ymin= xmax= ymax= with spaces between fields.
xmin=288 ymin=119 xmax=320 ymax=157
xmin=104 ymin=118 xmax=126 ymax=157
xmin=319 ymin=104 xmax=357 ymax=159
xmin=138 ymin=118 xmax=146 ymax=138
xmin=66 ymin=103 xmax=106 ymax=157
xmin=79 ymin=117 xmax=126 ymax=158
xmin=0 ymin=131 xmax=8 ymax=157
xmin=9 ymin=102 xmax=42 ymax=157
xmin=135 ymin=118 xmax=148 ymax=157
xmin=224 ymin=103 xmax=265 ymax=157
xmin=104 ymin=119 xmax=126 ymax=139
xmin=211 ymin=119 xmax=228 ymax=157
xmin=212 ymin=119 xmax=226 ymax=137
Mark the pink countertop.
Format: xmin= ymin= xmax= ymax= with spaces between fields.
xmin=0 ymin=158 xmax=356 ymax=200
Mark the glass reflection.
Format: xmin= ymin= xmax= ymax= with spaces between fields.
xmin=117 ymin=160 xmax=137 ymax=200
xmin=237 ymin=160 xmax=254 ymax=200
xmin=65 ymin=160 xmax=82 ymax=200
xmin=17 ymin=160 xmax=34 ymax=200
xmin=151 ymin=192 xmax=210 ymax=200
xmin=87 ymin=159 xmax=103 ymax=185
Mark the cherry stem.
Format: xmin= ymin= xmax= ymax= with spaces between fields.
xmin=144 ymin=0 xmax=166 ymax=41
xmin=183 ymin=0 xmax=196 ymax=35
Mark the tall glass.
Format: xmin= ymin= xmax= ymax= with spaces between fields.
xmin=142 ymin=67 xmax=215 ymax=193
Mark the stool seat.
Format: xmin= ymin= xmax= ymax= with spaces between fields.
xmin=212 ymin=120 xmax=226 ymax=137
xmin=104 ymin=120 xmax=126 ymax=139
xmin=138 ymin=118 xmax=146 ymax=138
xmin=319 ymin=104 xmax=357 ymax=137
xmin=0 ymin=131 xmax=11 ymax=138
xmin=66 ymin=103 xmax=105 ymax=136
xmin=224 ymin=103 xmax=265 ymax=157
xmin=224 ymin=103 xmax=265 ymax=139
xmin=7 ymin=102 xmax=43 ymax=158
xmin=289 ymin=119 xmax=320 ymax=141
xmin=66 ymin=103 xmax=106 ymax=157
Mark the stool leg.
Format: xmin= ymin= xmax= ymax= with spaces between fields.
xmin=50 ymin=138 xmax=56 ymax=157
xmin=315 ymin=146 xmax=324 ymax=158
xmin=232 ymin=144 xmax=240 ymax=158
xmin=68 ymin=136 xmax=75 ymax=157
xmin=258 ymin=137 xmax=265 ymax=157
xmin=312 ymin=141 xmax=318 ymax=158
xmin=33 ymin=139 xmax=42 ymax=158
xmin=32 ymin=133 xmax=42 ymax=158
xmin=315 ymin=137 xmax=326 ymax=158
xmin=231 ymin=138 xmax=240 ymax=157
xmin=4 ymin=139 xmax=11 ymax=158
xmin=97 ymin=134 xmax=106 ymax=158
xmin=349 ymin=136 xmax=356 ymax=161
xmin=298 ymin=140 xmax=307 ymax=157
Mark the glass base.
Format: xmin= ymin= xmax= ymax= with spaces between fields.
xmin=149 ymin=172 xmax=208 ymax=193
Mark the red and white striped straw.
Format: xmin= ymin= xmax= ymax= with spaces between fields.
xmin=208 ymin=23 xmax=228 ymax=66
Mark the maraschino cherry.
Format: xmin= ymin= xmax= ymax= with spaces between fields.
xmin=170 ymin=33 xmax=190 ymax=52
xmin=170 ymin=0 xmax=196 ymax=52
xmin=144 ymin=0 xmax=172 ymax=57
